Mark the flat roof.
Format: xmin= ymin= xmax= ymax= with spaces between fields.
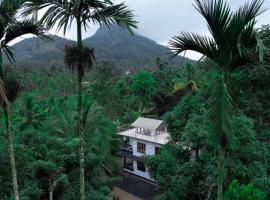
xmin=131 ymin=117 xmax=163 ymax=130
xmin=117 ymin=128 xmax=169 ymax=145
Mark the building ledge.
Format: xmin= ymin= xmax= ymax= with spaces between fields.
xmin=117 ymin=128 xmax=169 ymax=145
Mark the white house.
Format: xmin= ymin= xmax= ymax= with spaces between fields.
xmin=117 ymin=117 xmax=170 ymax=180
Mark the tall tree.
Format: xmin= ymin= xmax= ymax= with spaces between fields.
xmin=23 ymin=1 xmax=136 ymax=199
xmin=0 ymin=0 xmax=46 ymax=199
xmin=169 ymin=0 xmax=266 ymax=199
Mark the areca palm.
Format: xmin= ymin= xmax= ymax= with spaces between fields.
xmin=169 ymin=0 xmax=266 ymax=199
xmin=23 ymin=1 xmax=136 ymax=199
xmin=0 ymin=1 xmax=46 ymax=200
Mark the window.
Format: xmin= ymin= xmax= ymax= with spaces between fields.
xmin=137 ymin=142 xmax=146 ymax=153
xmin=124 ymin=157 xmax=134 ymax=171
xmin=137 ymin=161 xmax=146 ymax=172
xmin=144 ymin=129 xmax=151 ymax=136
xmin=155 ymin=147 xmax=160 ymax=154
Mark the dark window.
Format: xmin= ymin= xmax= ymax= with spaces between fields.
xmin=137 ymin=142 xmax=146 ymax=153
xmin=137 ymin=161 xmax=146 ymax=172
xmin=155 ymin=147 xmax=160 ymax=154
xmin=124 ymin=157 xmax=134 ymax=171
xmin=144 ymin=129 xmax=151 ymax=136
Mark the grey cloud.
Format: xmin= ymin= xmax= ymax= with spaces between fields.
xmin=13 ymin=0 xmax=270 ymax=59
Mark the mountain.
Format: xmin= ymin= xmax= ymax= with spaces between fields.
xmin=7 ymin=24 xmax=192 ymax=72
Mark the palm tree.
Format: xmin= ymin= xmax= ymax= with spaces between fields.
xmin=23 ymin=1 xmax=136 ymax=199
xmin=169 ymin=0 xmax=266 ymax=199
xmin=0 ymin=1 xmax=46 ymax=199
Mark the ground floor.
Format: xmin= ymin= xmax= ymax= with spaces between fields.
xmin=119 ymin=147 xmax=154 ymax=180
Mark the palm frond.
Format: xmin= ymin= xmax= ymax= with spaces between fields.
xmin=23 ymin=0 xmax=137 ymax=34
xmin=1 ymin=19 xmax=47 ymax=63
xmin=42 ymin=3 xmax=73 ymax=33
xmin=23 ymin=0 xmax=73 ymax=33
xmin=208 ymin=71 xmax=235 ymax=147
xmin=193 ymin=0 xmax=232 ymax=49
xmin=0 ymin=0 xmax=22 ymax=24
xmin=0 ymin=0 xmax=23 ymax=40
xmin=3 ymin=20 xmax=48 ymax=45
xmin=226 ymin=0 xmax=265 ymax=49
xmin=169 ymin=32 xmax=217 ymax=59
xmin=2 ymin=45 xmax=15 ymax=63
xmin=89 ymin=2 xmax=137 ymax=33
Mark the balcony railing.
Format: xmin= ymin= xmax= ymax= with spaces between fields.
xmin=124 ymin=164 xmax=134 ymax=171
xmin=118 ymin=128 xmax=169 ymax=145
xmin=135 ymin=130 xmax=152 ymax=136
xmin=120 ymin=147 xmax=133 ymax=153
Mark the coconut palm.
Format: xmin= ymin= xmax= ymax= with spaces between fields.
xmin=23 ymin=1 xmax=136 ymax=199
xmin=169 ymin=0 xmax=266 ymax=199
xmin=0 ymin=1 xmax=46 ymax=199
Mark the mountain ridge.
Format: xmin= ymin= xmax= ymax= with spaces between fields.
xmin=7 ymin=24 xmax=192 ymax=72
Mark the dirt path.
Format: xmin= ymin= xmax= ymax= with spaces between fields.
xmin=112 ymin=187 xmax=142 ymax=200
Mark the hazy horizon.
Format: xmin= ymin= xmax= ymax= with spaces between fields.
xmin=13 ymin=0 xmax=270 ymax=60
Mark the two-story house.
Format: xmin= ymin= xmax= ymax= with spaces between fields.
xmin=117 ymin=117 xmax=170 ymax=180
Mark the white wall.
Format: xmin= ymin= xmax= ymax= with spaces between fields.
xmin=130 ymin=138 xmax=161 ymax=180
xmin=133 ymin=161 xmax=153 ymax=180
xmin=132 ymin=139 xmax=161 ymax=157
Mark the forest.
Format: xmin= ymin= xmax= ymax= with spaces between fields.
xmin=0 ymin=0 xmax=269 ymax=200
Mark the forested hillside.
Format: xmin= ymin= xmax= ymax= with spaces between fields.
xmin=8 ymin=25 xmax=192 ymax=72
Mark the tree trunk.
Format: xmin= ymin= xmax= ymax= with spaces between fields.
xmin=217 ymin=146 xmax=225 ymax=200
xmin=49 ymin=180 xmax=55 ymax=200
xmin=0 ymin=51 xmax=20 ymax=200
xmin=49 ymin=187 xmax=53 ymax=200
xmin=76 ymin=17 xmax=85 ymax=200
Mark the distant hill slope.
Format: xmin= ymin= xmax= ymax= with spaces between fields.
xmin=8 ymin=24 xmax=192 ymax=71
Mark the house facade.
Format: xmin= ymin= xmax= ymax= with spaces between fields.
xmin=117 ymin=117 xmax=170 ymax=180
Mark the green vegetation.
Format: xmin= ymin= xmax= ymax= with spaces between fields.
xmin=23 ymin=1 xmax=136 ymax=200
xmin=223 ymin=180 xmax=266 ymax=200
xmin=0 ymin=1 xmax=46 ymax=199
xmin=0 ymin=0 xmax=269 ymax=200
xmin=169 ymin=0 xmax=268 ymax=199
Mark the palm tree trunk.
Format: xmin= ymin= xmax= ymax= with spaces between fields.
xmin=49 ymin=180 xmax=54 ymax=200
xmin=76 ymin=17 xmax=85 ymax=200
xmin=4 ymin=105 xmax=20 ymax=200
xmin=49 ymin=190 xmax=53 ymax=200
xmin=0 ymin=51 xmax=20 ymax=200
xmin=217 ymin=146 xmax=225 ymax=200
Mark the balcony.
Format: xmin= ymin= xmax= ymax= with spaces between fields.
xmin=118 ymin=128 xmax=169 ymax=145
xmin=135 ymin=130 xmax=152 ymax=136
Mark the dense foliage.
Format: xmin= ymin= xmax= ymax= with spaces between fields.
xmin=0 ymin=91 xmax=121 ymax=200
xmin=0 ymin=0 xmax=269 ymax=200
xmin=223 ymin=180 xmax=266 ymax=200
xmin=2 ymin=47 xmax=270 ymax=199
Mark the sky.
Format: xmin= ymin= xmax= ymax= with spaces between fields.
xmin=17 ymin=0 xmax=270 ymax=60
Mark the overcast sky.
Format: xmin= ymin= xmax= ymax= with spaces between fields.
xmin=18 ymin=0 xmax=270 ymax=60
